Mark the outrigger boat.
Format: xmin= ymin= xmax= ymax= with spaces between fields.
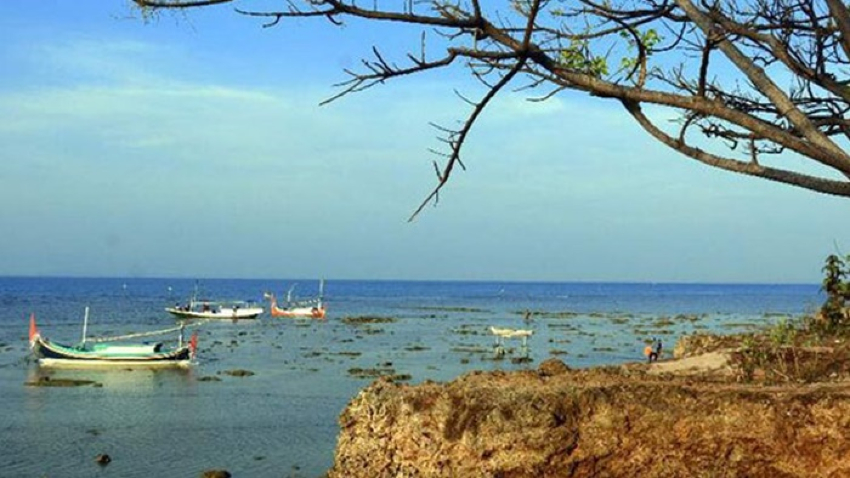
xmin=28 ymin=309 xmax=197 ymax=368
xmin=165 ymin=300 xmax=264 ymax=320
xmin=166 ymin=283 xmax=264 ymax=320
xmin=264 ymin=279 xmax=326 ymax=319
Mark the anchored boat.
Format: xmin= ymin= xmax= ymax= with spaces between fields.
xmin=28 ymin=309 xmax=197 ymax=368
xmin=264 ymin=279 xmax=326 ymax=319
xmin=166 ymin=282 xmax=264 ymax=320
xmin=165 ymin=300 xmax=264 ymax=320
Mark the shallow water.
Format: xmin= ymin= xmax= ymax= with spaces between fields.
xmin=0 ymin=278 xmax=823 ymax=477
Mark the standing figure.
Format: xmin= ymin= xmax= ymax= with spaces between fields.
xmin=644 ymin=339 xmax=659 ymax=363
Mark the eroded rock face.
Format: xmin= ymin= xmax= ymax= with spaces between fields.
xmin=328 ymin=361 xmax=850 ymax=478
xmin=673 ymin=332 xmax=742 ymax=358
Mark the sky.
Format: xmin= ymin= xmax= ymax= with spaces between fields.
xmin=0 ymin=1 xmax=848 ymax=283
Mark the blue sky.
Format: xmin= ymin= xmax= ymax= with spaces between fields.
xmin=0 ymin=1 xmax=847 ymax=283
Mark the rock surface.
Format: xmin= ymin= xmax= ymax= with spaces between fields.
xmin=327 ymin=357 xmax=850 ymax=477
xmin=200 ymin=470 xmax=231 ymax=478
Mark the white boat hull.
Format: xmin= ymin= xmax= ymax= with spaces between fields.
xmin=37 ymin=357 xmax=193 ymax=369
xmin=165 ymin=306 xmax=264 ymax=320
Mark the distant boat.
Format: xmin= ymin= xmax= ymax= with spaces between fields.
xmin=28 ymin=309 xmax=197 ymax=368
xmin=264 ymin=279 xmax=326 ymax=319
xmin=165 ymin=300 xmax=264 ymax=320
xmin=166 ymin=282 xmax=264 ymax=320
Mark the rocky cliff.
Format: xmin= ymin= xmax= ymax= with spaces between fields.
xmin=327 ymin=358 xmax=850 ymax=477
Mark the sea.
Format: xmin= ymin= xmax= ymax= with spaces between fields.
xmin=0 ymin=277 xmax=825 ymax=477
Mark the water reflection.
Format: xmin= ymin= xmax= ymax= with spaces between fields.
xmin=26 ymin=363 xmax=194 ymax=387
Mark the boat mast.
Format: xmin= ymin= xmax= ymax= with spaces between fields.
xmin=318 ymin=279 xmax=325 ymax=308
xmin=286 ymin=284 xmax=297 ymax=304
xmin=191 ymin=280 xmax=200 ymax=308
xmin=81 ymin=306 xmax=90 ymax=345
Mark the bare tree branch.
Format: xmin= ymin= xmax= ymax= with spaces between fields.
xmin=624 ymin=99 xmax=850 ymax=195
xmin=133 ymin=0 xmax=231 ymax=7
xmin=132 ymin=0 xmax=850 ymax=213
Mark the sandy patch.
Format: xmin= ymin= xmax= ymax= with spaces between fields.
xmin=648 ymin=351 xmax=732 ymax=375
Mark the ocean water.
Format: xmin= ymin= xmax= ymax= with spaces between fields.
xmin=0 ymin=277 xmax=824 ymax=477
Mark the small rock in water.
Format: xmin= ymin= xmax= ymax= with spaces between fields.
xmin=25 ymin=377 xmax=99 ymax=387
xmin=201 ymin=470 xmax=231 ymax=478
xmin=222 ymin=369 xmax=255 ymax=377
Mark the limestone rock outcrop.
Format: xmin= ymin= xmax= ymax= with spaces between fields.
xmin=328 ymin=359 xmax=850 ymax=477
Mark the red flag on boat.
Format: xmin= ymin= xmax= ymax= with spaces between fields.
xmin=189 ymin=331 xmax=198 ymax=358
xmin=28 ymin=313 xmax=38 ymax=344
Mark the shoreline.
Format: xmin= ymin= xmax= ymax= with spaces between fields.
xmin=326 ymin=321 xmax=850 ymax=477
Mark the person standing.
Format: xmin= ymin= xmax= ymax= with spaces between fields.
xmin=644 ymin=343 xmax=658 ymax=363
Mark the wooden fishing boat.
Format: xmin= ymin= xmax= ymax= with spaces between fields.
xmin=166 ymin=282 xmax=263 ymax=320
xmin=165 ymin=300 xmax=264 ymax=320
xmin=28 ymin=310 xmax=197 ymax=368
xmin=264 ymin=279 xmax=326 ymax=319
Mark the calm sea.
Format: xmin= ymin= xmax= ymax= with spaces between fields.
xmin=0 ymin=277 xmax=823 ymax=477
